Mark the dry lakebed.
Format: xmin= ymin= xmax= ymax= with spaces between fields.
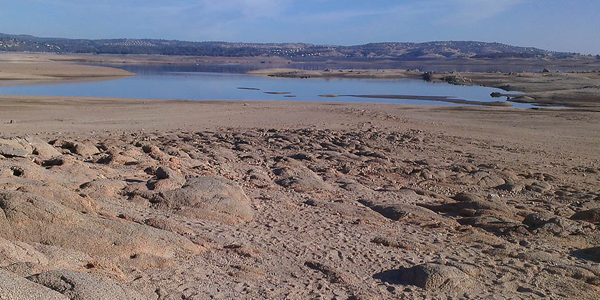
xmin=0 ymin=54 xmax=599 ymax=299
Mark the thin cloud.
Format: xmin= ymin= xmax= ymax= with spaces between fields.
xmin=288 ymin=2 xmax=434 ymax=25
xmin=440 ymin=0 xmax=529 ymax=23
xmin=189 ymin=0 xmax=290 ymax=19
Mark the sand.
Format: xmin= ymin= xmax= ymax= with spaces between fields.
xmin=1 ymin=54 xmax=600 ymax=299
xmin=0 ymin=53 xmax=134 ymax=86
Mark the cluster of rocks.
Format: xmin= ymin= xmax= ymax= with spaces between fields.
xmin=1 ymin=127 xmax=599 ymax=299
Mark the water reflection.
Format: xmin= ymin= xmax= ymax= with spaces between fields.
xmin=97 ymin=60 xmax=570 ymax=75
xmin=0 ymin=64 xmax=529 ymax=108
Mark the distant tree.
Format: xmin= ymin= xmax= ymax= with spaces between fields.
xmin=596 ymin=54 xmax=600 ymax=59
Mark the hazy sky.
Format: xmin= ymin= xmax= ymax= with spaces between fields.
xmin=1 ymin=0 xmax=598 ymax=54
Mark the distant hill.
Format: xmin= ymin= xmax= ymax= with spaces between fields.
xmin=0 ymin=33 xmax=578 ymax=60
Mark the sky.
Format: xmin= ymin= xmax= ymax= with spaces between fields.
xmin=0 ymin=0 xmax=598 ymax=54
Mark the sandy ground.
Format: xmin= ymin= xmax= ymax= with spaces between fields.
xmin=0 ymin=53 xmax=133 ymax=86
xmin=1 ymin=54 xmax=600 ymax=299
xmin=1 ymin=95 xmax=600 ymax=299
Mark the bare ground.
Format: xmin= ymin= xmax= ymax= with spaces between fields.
xmin=1 ymin=94 xmax=599 ymax=299
xmin=0 ymin=53 xmax=599 ymax=299
xmin=0 ymin=53 xmax=134 ymax=86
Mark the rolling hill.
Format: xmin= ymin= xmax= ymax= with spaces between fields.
xmin=0 ymin=33 xmax=577 ymax=60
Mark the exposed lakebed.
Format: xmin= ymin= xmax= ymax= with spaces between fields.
xmin=0 ymin=64 xmax=526 ymax=107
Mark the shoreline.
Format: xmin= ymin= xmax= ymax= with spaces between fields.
xmin=0 ymin=94 xmax=542 ymax=136
xmin=1 ymin=53 xmax=598 ymax=110
xmin=0 ymin=57 xmax=516 ymax=108
xmin=318 ymin=94 xmax=512 ymax=107
xmin=249 ymin=68 xmax=600 ymax=110
xmin=0 ymin=53 xmax=135 ymax=87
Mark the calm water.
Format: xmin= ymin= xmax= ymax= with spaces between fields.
xmin=0 ymin=64 xmax=528 ymax=107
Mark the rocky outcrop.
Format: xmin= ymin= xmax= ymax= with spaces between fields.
xmin=0 ymin=191 xmax=201 ymax=266
xmin=154 ymin=176 xmax=253 ymax=224
xmin=0 ymin=269 xmax=68 ymax=300
xmin=28 ymin=270 xmax=145 ymax=300
xmin=391 ymin=263 xmax=475 ymax=291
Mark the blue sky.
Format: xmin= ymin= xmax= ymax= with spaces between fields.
xmin=1 ymin=0 xmax=598 ymax=54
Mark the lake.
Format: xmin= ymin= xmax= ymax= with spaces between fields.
xmin=0 ymin=64 xmax=528 ymax=107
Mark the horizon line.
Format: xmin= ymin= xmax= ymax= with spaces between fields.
xmin=0 ymin=32 xmax=584 ymax=55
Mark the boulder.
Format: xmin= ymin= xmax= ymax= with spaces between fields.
xmin=453 ymin=192 xmax=482 ymax=202
xmin=0 ymin=191 xmax=201 ymax=266
xmin=32 ymin=244 xmax=92 ymax=271
xmin=394 ymin=263 xmax=474 ymax=291
xmin=21 ymin=136 xmax=61 ymax=159
xmin=28 ymin=270 xmax=145 ymax=300
xmin=78 ymin=179 xmax=128 ymax=202
xmin=524 ymin=213 xmax=583 ymax=235
xmin=571 ymin=208 xmax=600 ymax=224
xmin=13 ymin=182 xmax=99 ymax=214
xmin=527 ymin=181 xmax=553 ymax=193
xmin=0 ymin=269 xmax=68 ymax=300
xmin=0 ymin=237 xmax=48 ymax=267
xmin=458 ymin=215 xmax=522 ymax=232
xmin=95 ymin=152 xmax=136 ymax=165
xmin=272 ymin=160 xmax=333 ymax=192
xmin=144 ymin=217 xmax=194 ymax=235
xmin=359 ymin=190 xmax=458 ymax=226
xmin=2 ymin=261 xmax=49 ymax=277
xmin=442 ymin=192 xmax=517 ymax=219
xmin=54 ymin=140 xmax=99 ymax=157
xmin=360 ymin=198 xmax=456 ymax=226
xmin=156 ymin=176 xmax=253 ymax=224
xmin=495 ymin=183 xmax=525 ymax=193
xmin=572 ymin=247 xmax=600 ymax=263
xmin=0 ymin=136 xmax=60 ymax=159
xmin=0 ymin=138 xmax=31 ymax=158
xmin=146 ymin=166 xmax=185 ymax=191
xmin=0 ymin=158 xmax=101 ymax=187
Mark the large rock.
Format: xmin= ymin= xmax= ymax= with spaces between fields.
xmin=272 ymin=159 xmax=333 ymax=192
xmin=12 ymin=182 xmax=99 ymax=214
xmin=26 ymin=137 xmax=62 ymax=159
xmin=359 ymin=189 xmax=458 ymax=226
xmin=571 ymin=208 xmax=600 ymax=224
xmin=0 ymin=139 xmax=30 ymax=158
xmin=28 ymin=270 xmax=145 ymax=300
xmin=32 ymin=244 xmax=93 ymax=271
xmin=456 ymin=171 xmax=506 ymax=188
xmin=360 ymin=198 xmax=457 ymax=226
xmin=146 ymin=166 xmax=185 ymax=191
xmin=452 ymin=193 xmax=515 ymax=215
xmin=572 ymin=247 xmax=600 ymax=263
xmin=459 ymin=215 xmax=522 ymax=232
xmin=395 ymin=263 xmax=474 ymax=291
xmin=424 ymin=192 xmax=521 ymax=232
xmin=0 ymin=159 xmax=47 ymax=181
xmin=54 ymin=140 xmax=100 ymax=157
xmin=0 ymin=191 xmax=201 ymax=266
xmin=2 ymin=261 xmax=49 ymax=277
xmin=156 ymin=176 xmax=253 ymax=224
xmin=0 ymin=237 xmax=48 ymax=267
xmin=524 ymin=212 xmax=583 ymax=235
xmin=0 ymin=269 xmax=68 ymax=300
xmin=78 ymin=179 xmax=128 ymax=202
xmin=0 ymin=158 xmax=100 ymax=188
xmin=0 ymin=136 xmax=60 ymax=159
xmin=427 ymin=193 xmax=523 ymax=233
